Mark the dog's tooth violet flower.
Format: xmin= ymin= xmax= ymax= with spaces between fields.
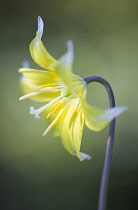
xmin=19 ymin=16 xmax=127 ymax=160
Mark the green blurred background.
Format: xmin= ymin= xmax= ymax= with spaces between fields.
xmin=1 ymin=0 xmax=138 ymax=209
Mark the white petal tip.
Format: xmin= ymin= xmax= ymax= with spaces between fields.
xmin=122 ymin=105 xmax=128 ymax=111
xmin=37 ymin=16 xmax=44 ymax=38
xmin=60 ymin=40 xmax=74 ymax=66
xmin=20 ymin=74 xmax=25 ymax=82
xmin=102 ymin=105 xmax=128 ymax=121
xmin=66 ymin=40 xmax=74 ymax=49
xmin=22 ymin=60 xmax=30 ymax=68
xmin=79 ymin=152 xmax=92 ymax=161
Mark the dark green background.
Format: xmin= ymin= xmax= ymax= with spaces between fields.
xmin=1 ymin=0 xmax=138 ymax=209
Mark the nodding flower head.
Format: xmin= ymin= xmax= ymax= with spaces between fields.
xmin=19 ymin=16 xmax=127 ymax=160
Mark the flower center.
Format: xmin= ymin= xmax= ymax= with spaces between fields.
xmin=61 ymin=87 xmax=71 ymax=97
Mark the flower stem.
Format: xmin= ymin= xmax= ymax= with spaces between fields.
xmin=84 ymin=76 xmax=116 ymax=210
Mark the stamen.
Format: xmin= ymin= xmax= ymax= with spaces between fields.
xmin=30 ymin=106 xmax=40 ymax=119
xmin=46 ymin=96 xmax=70 ymax=119
xmin=43 ymin=99 xmax=71 ymax=136
xmin=46 ymin=98 xmax=65 ymax=118
xmin=33 ymin=86 xmax=60 ymax=93
xmin=50 ymin=102 xmax=65 ymax=116
xmin=30 ymin=96 xmax=62 ymax=119
xmin=19 ymin=92 xmax=40 ymax=100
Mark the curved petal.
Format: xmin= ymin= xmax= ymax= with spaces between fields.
xmin=82 ymin=101 xmax=108 ymax=131
xmin=29 ymin=17 xmax=57 ymax=70
xmin=19 ymin=68 xmax=58 ymax=85
xmin=51 ymin=41 xmax=74 ymax=87
xmin=81 ymin=97 xmax=128 ymax=131
xmin=42 ymin=96 xmax=91 ymax=160
xmin=19 ymin=68 xmax=60 ymax=101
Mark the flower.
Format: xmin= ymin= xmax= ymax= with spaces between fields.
xmin=19 ymin=17 xmax=127 ymax=160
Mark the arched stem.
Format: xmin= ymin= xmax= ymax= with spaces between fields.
xmin=83 ymin=76 xmax=116 ymax=210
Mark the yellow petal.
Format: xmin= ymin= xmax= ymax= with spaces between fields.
xmin=81 ymin=97 xmax=128 ymax=131
xmin=72 ymin=109 xmax=85 ymax=159
xmin=19 ymin=68 xmax=60 ymax=101
xmin=29 ymin=17 xmax=57 ymax=70
xmin=51 ymin=41 xmax=74 ymax=87
xmin=30 ymin=33 xmax=57 ymax=70
xmin=19 ymin=68 xmax=58 ymax=85
xmin=82 ymin=100 xmax=108 ymax=131
xmin=81 ymin=88 xmax=108 ymax=131
xmin=59 ymin=99 xmax=84 ymax=158
xmin=30 ymin=96 xmax=62 ymax=119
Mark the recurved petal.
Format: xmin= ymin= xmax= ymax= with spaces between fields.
xmin=29 ymin=17 xmax=57 ymax=70
xmin=51 ymin=41 xmax=74 ymax=87
xmin=19 ymin=68 xmax=60 ymax=101
xmin=19 ymin=68 xmax=58 ymax=85
xmin=81 ymin=98 xmax=128 ymax=131
xmin=59 ymin=40 xmax=74 ymax=67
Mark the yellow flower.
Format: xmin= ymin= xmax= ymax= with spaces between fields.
xmin=19 ymin=17 xmax=127 ymax=160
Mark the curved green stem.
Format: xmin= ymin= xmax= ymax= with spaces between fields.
xmin=84 ymin=76 xmax=116 ymax=210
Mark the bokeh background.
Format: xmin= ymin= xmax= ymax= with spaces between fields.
xmin=1 ymin=0 xmax=138 ymax=209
